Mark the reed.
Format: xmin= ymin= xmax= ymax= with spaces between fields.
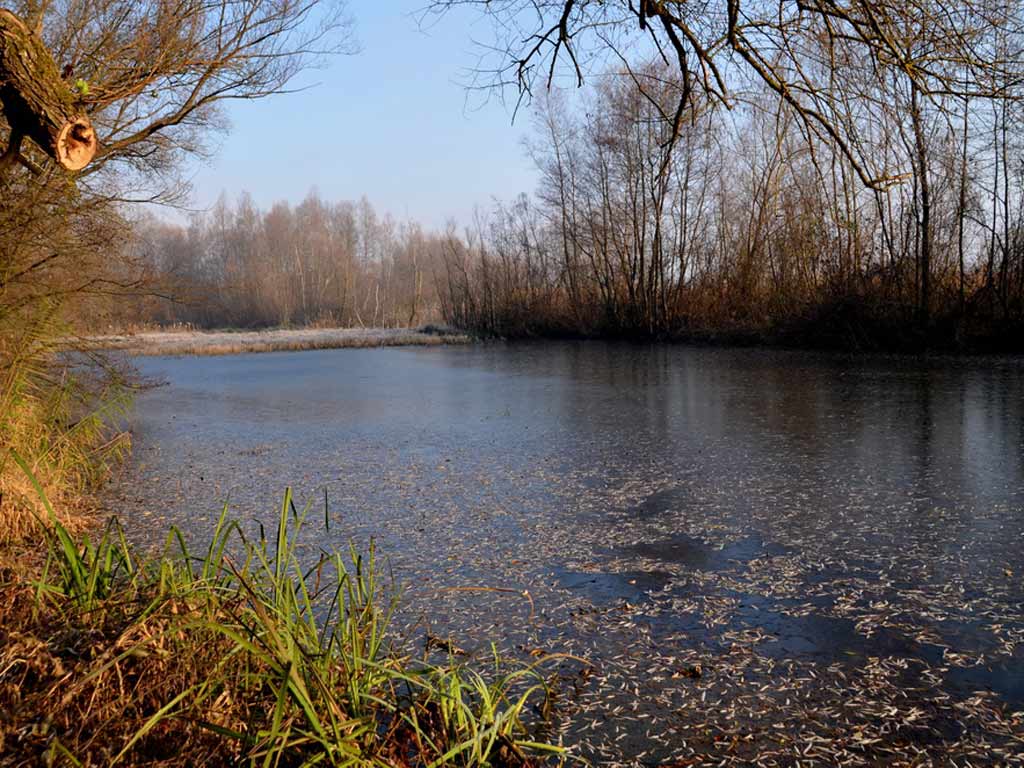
xmin=0 ymin=472 xmax=567 ymax=767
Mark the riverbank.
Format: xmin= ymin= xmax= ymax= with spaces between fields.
xmin=446 ymin=294 xmax=1024 ymax=355
xmin=82 ymin=326 xmax=473 ymax=356
xmin=0 ymin=487 xmax=562 ymax=766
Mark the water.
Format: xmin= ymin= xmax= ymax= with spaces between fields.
xmin=107 ymin=343 xmax=1024 ymax=765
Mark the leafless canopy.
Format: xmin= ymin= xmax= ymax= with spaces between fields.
xmin=1 ymin=0 xmax=355 ymax=198
xmin=425 ymin=1 xmax=1024 ymax=187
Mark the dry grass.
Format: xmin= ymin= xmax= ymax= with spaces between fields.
xmin=0 ymin=489 xmax=566 ymax=767
xmin=1 ymin=311 xmax=133 ymax=545
xmin=0 ymin=394 xmax=131 ymax=544
xmin=81 ymin=327 xmax=473 ymax=357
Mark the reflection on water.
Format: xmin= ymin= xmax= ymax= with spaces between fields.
xmin=108 ymin=343 xmax=1024 ymax=765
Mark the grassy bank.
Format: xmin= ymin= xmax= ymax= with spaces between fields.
xmin=82 ymin=326 xmax=473 ymax=357
xmin=0 ymin=481 xmax=566 ymax=767
xmin=2 ymin=320 xmax=564 ymax=766
xmin=0 ymin=315 xmax=135 ymax=544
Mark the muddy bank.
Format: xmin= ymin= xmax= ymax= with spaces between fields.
xmin=83 ymin=326 xmax=472 ymax=356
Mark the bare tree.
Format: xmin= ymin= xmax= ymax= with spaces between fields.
xmin=425 ymin=1 xmax=1023 ymax=189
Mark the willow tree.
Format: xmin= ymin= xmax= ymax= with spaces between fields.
xmin=0 ymin=0 xmax=354 ymax=536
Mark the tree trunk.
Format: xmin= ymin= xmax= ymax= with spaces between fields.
xmin=910 ymin=83 xmax=931 ymax=330
xmin=0 ymin=9 xmax=96 ymax=171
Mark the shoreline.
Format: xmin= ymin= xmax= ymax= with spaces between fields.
xmin=81 ymin=326 xmax=473 ymax=356
xmin=81 ymin=324 xmax=1024 ymax=360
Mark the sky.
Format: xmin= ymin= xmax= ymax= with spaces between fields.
xmin=184 ymin=2 xmax=540 ymax=229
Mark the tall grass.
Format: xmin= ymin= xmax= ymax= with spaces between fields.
xmin=0 ymin=304 xmax=132 ymax=543
xmin=0 ymin=477 xmax=567 ymax=767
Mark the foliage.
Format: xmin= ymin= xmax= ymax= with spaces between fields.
xmin=0 ymin=483 xmax=567 ymax=766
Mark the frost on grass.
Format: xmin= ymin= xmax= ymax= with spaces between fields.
xmin=83 ymin=326 xmax=471 ymax=356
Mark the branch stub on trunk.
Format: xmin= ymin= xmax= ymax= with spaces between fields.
xmin=0 ymin=9 xmax=98 ymax=172
xmin=56 ymin=117 xmax=96 ymax=171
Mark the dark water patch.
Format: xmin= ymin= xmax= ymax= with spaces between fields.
xmin=551 ymin=568 xmax=673 ymax=605
xmin=947 ymin=657 xmax=1024 ymax=706
xmin=730 ymin=593 xmax=947 ymax=665
xmin=624 ymin=532 xmax=790 ymax=571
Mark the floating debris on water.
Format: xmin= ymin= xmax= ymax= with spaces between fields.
xmin=107 ymin=344 xmax=1024 ymax=765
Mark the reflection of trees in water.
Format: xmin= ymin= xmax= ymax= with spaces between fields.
xmin=429 ymin=345 xmax=1024 ymax=576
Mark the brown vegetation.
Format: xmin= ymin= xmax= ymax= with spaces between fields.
xmin=112 ymin=194 xmax=452 ymax=331
xmin=85 ymin=326 xmax=472 ymax=356
xmin=422 ymin=1 xmax=1024 ymax=351
xmin=431 ymin=70 xmax=1024 ymax=349
xmin=0 ymin=318 xmax=133 ymax=543
xmin=0 ymin=0 xmax=355 ymax=541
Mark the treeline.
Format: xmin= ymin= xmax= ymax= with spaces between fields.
xmin=125 ymin=65 xmax=1024 ymax=351
xmin=438 ymin=67 xmax=1024 ymax=350
xmin=422 ymin=0 xmax=1024 ymax=351
xmin=120 ymin=194 xmax=447 ymax=330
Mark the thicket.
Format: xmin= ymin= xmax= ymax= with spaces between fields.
xmin=117 ymin=194 xmax=449 ymax=331
xmin=436 ymin=68 xmax=1024 ymax=350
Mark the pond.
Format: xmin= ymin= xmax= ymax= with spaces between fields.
xmin=106 ymin=342 xmax=1024 ymax=766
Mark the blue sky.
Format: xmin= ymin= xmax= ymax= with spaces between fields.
xmin=185 ymin=2 xmax=540 ymax=228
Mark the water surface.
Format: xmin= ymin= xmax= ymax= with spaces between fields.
xmin=108 ymin=343 xmax=1024 ymax=766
